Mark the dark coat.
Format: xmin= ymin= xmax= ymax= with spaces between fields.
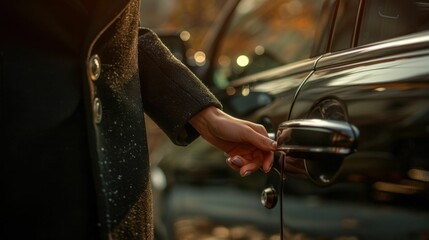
xmin=1 ymin=0 xmax=220 ymax=239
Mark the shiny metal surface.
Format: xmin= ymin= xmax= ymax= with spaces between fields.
xmin=276 ymin=119 xmax=358 ymax=185
xmin=92 ymin=97 xmax=102 ymax=124
xmin=261 ymin=187 xmax=278 ymax=209
xmin=88 ymin=54 xmax=101 ymax=81
xmin=277 ymin=119 xmax=358 ymax=153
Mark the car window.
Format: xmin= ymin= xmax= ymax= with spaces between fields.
xmin=330 ymin=0 xmax=360 ymax=52
xmin=358 ymin=0 xmax=429 ymax=46
xmin=213 ymin=0 xmax=325 ymax=88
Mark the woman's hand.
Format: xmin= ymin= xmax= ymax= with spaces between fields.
xmin=190 ymin=106 xmax=277 ymax=177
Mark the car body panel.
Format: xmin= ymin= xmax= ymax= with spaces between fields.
xmin=281 ymin=31 xmax=429 ymax=239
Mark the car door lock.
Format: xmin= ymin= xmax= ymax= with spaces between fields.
xmin=261 ymin=187 xmax=278 ymax=209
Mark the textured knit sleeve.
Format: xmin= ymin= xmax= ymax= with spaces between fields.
xmin=137 ymin=27 xmax=222 ymax=146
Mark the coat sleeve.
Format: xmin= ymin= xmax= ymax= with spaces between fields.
xmin=137 ymin=27 xmax=222 ymax=146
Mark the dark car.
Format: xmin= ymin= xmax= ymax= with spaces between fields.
xmin=153 ymin=0 xmax=429 ymax=239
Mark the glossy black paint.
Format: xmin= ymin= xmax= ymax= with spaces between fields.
xmin=250 ymin=31 xmax=429 ymax=239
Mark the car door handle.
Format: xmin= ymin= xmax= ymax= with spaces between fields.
xmin=275 ymin=119 xmax=359 ymax=185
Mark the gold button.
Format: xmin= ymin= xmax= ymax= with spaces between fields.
xmin=88 ymin=54 xmax=101 ymax=81
xmin=93 ymin=97 xmax=102 ymax=124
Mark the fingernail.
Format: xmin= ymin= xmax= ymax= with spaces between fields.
xmin=231 ymin=157 xmax=243 ymax=166
xmin=242 ymin=171 xmax=252 ymax=177
xmin=271 ymin=141 xmax=277 ymax=149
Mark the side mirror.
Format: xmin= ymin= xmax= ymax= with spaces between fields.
xmin=276 ymin=119 xmax=359 ymax=186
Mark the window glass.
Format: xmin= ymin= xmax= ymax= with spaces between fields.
xmin=213 ymin=0 xmax=324 ymax=87
xmin=358 ymin=0 xmax=429 ymax=46
xmin=330 ymin=0 xmax=360 ymax=52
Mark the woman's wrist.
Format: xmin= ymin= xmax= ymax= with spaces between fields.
xmin=189 ymin=106 xmax=220 ymax=133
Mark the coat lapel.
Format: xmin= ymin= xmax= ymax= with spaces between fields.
xmin=84 ymin=0 xmax=133 ymax=56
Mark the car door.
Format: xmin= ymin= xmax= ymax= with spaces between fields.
xmin=282 ymin=0 xmax=429 ymax=239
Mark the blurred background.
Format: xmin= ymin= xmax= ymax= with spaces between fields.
xmin=140 ymin=0 xmax=227 ymax=56
xmin=139 ymin=0 xmax=227 ymax=155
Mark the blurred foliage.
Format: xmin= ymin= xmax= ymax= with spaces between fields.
xmin=140 ymin=0 xmax=228 ymax=50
